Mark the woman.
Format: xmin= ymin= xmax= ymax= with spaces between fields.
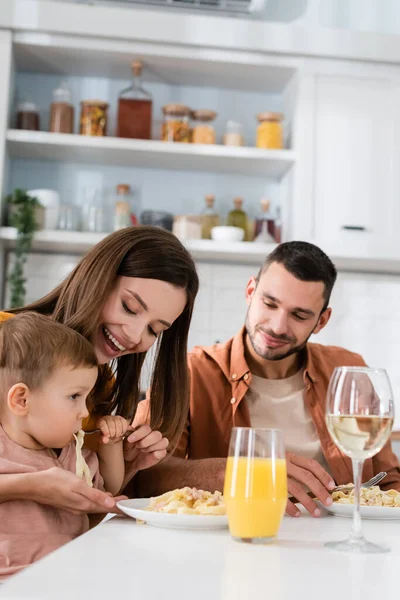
xmin=0 ymin=226 xmax=199 ymax=513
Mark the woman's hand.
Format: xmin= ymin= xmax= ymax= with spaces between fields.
xmin=123 ymin=425 xmax=169 ymax=473
xmin=31 ymin=467 xmax=127 ymax=514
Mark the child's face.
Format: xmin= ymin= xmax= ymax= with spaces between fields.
xmin=26 ymin=363 xmax=98 ymax=449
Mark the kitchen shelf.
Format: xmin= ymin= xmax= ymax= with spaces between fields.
xmin=6 ymin=130 xmax=296 ymax=178
xmin=0 ymin=228 xmax=277 ymax=263
xmin=3 ymin=228 xmax=400 ymax=273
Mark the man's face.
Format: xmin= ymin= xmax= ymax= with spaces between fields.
xmin=245 ymin=262 xmax=331 ymax=362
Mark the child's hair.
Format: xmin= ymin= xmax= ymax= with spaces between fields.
xmin=0 ymin=312 xmax=98 ymax=394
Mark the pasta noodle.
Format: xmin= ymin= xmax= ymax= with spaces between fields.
xmin=332 ymin=485 xmax=400 ymax=507
xmin=74 ymin=430 xmax=93 ymax=487
xmin=146 ymin=487 xmax=226 ymax=515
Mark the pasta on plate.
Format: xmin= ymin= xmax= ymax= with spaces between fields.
xmin=332 ymin=485 xmax=400 ymax=507
xmin=145 ymin=487 xmax=226 ymax=515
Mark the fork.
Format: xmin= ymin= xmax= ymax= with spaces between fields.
xmin=330 ymin=471 xmax=387 ymax=494
xmin=84 ymin=425 xmax=139 ymax=439
xmin=289 ymin=471 xmax=387 ymax=503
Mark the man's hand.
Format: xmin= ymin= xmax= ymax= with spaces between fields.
xmin=123 ymin=425 xmax=169 ymax=474
xmin=32 ymin=467 xmax=127 ymax=514
xmin=285 ymin=453 xmax=335 ymax=517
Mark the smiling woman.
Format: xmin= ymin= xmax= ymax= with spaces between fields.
xmin=0 ymin=226 xmax=199 ymax=514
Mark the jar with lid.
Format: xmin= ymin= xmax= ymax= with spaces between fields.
xmin=256 ymin=112 xmax=284 ymax=149
xmin=162 ymin=104 xmax=190 ymax=143
xmin=117 ymin=61 xmax=152 ymax=140
xmin=191 ymin=110 xmax=217 ymax=144
xmin=114 ymin=184 xmax=136 ymax=231
xmin=222 ymin=120 xmax=244 ymax=147
xmin=80 ymin=100 xmax=108 ymax=136
xmin=49 ymin=81 xmax=74 ymax=134
xmin=16 ymin=101 xmax=40 ymax=131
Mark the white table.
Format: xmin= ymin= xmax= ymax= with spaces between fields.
xmin=1 ymin=512 xmax=398 ymax=599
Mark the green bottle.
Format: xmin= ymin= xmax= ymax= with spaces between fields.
xmin=227 ymin=197 xmax=248 ymax=240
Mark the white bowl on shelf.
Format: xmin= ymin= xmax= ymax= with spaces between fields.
xmin=210 ymin=226 xmax=244 ymax=242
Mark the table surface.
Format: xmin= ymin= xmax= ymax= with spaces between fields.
xmin=1 ymin=510 xmax=398 ymax=599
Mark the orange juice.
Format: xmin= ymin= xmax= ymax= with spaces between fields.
xmin=224 ymin=457 xmax=287 ymax=539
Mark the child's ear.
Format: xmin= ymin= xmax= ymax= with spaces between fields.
xmin=7 ymin=383 xmax=30 ymax=416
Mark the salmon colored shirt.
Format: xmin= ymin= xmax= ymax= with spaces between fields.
xmin=137 ymin=327 xmax=400 ymax=491
xmin=0 ymin=424 xmax=104 ymax=580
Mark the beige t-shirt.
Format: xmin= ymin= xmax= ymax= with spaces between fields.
xmin=246 ymin=369 xmax=330 ymax=472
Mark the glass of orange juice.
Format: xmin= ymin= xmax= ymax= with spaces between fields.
xmin=224 ymin=427 xmax=287 ymax=544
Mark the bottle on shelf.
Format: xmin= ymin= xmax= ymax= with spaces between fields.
xmin=114 ymin=184 xmax=136 ymax=231
xmin=80 ymin=188 xmax=104 ymax=233
xmin=200 ymin=194 xmax=220 ymax=239
xmin=274 ymin=206 xmax=282 ymax=243
xmin=49 ymin=81 xmax=74 ymax=134
xmin=117 ymin=61 xmax=152 ymax=140
xmin=227 ymin=197 xmax=249 ymax=240
xmin=254 ymin=198 xmax=275 ymax=242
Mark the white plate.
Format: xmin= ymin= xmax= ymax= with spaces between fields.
xmin=316 ymin=500 xmax=400 ymax=520
xmin=117 ymin=498 xmax=228 ymax=530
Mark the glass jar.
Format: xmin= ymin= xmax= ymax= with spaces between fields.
xmin=162 ymin=104 xmax=190 ymax=143
xmin=16 ymin=101 xmax=40 ymax=131
xmin=49 ymin=81 xmax=74 ymax=134
xmin=80 ymin=100 xmax=108 ymax=136
xmin=191 ymin=110 xmax=217 ymax=144
xmin=114 ymin=184 xmax=135 ymax=231
xmin=222 ymin=120 xmax=244 ymax=147
xmin=256 ymin=112 xmax=284 ymax=149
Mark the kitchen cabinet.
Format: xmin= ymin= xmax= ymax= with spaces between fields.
xmin=312 ymin=72 xmax=400 ymax=258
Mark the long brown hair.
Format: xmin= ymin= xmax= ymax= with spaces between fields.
xmin=10 ymin=226 xmax=199 ymax=446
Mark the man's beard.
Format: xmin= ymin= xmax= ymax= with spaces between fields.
xmin=245 ymin=312 xmax=313 ymax=362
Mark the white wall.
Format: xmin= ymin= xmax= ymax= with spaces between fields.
xmin=6 ymin=253 xmax=400 ymax=428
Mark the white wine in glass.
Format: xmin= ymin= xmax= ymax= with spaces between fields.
xmin=326 ymin=367 xmax=394 ymax=553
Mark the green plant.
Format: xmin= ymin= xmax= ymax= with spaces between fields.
xmin=6 ymin=188 xmax=41 ymax=308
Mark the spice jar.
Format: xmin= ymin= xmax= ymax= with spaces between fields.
xmin=80 ymin=100 xmax=108 ymax=136
xmin=49 ymin=81 xmax=74 ymax=134
xmin=222 ymin=120 xmax=244 ymax=147
xmin=191 ymin=110 xmax=217 ymax=144
xmin=16 ymin=101 xmax=40 ymax=131
xmin=256 ymin=112 xmax=284 ymax=149
xmin=162 ymin=104 xmax=190 ymax=143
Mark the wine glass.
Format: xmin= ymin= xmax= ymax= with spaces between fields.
xmin=325 ymin=366 xmax=394 ymax=553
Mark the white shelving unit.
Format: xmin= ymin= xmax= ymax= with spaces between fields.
xmin=0 ymin=227 xmax=277 ymax=263
xmin=6 ymin=130 xmax=296 ymax=178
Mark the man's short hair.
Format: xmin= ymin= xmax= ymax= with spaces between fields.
xmin=256 ymin=241 xmax=337 ymax=311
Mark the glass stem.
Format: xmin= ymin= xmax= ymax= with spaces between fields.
xmin=350 ymin=459 xmax=364 ymax=542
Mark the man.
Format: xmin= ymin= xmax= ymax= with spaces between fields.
xmin=133 ymin=241 xmax=400 ymax=517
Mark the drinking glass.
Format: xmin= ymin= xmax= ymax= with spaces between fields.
xmin=326 ymin=366 xmax=394 ymax=553
xmin=224 ymin=427 xmax=287 ymax=544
